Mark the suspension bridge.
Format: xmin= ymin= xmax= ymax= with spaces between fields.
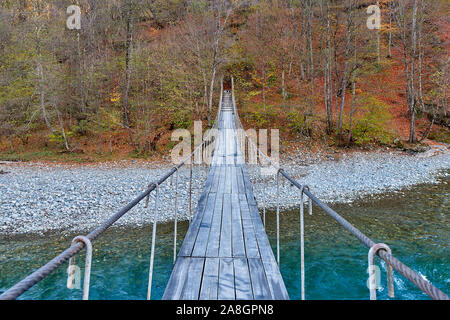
xmin=0 ymin=78 xmax=448 ymax=301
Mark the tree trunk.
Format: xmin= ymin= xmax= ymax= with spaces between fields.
xmin=123 ymin=0 xmax=133 ymax=128
xmin=282 ymin=68 xmax=286 ymax=104
xmin=36 ymin=27 xmax=52 ymax=132
xmin=337 ymin=0 xmax=353 ymax=139
xmin=387 ymin=2 xmax=393 ymax=58
xmin=409 ymin=0 xmax=418 ymax=143
xmin=347 ymin=35 xmax=358 ymax=146
xmin=417 ymin=0 xmax=425 ymax=112
xmin=262 ymin=66 xmax=266 ymax=111
xmin=376 ymin=1 xmax=381 ymax=64
xmin=56 ymin=110 xmax=69 ymax=151
xmin=308 ymin=0 xmax=314 ymax=115
xmin=324 ymin=0 xmax=332 ymax=134
xmin=208 ymin=66 xmax=216 ymax=126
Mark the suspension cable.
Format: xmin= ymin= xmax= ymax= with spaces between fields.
xmin=0 ymin=89 xmax=224 ymax=301
xmin=229 ymin=77 xmax=449 ymax=301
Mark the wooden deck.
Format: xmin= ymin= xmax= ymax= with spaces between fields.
xmin=162 ymin=91 xmax=289 ymax=300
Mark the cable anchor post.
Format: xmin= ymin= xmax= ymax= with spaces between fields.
xmin=147 ymin=183 xmax=160 ymax=300
xmin=262 ymin=178 xmax=266 ymax=229
xmin=173 ymin=168 xmax=179 ymax=264
xmin=189 ymin=154 xmax=193 ymax=223
xmin=368 ymin=243 xmax=395 ymax=300
xmin=299 ymin=185 xmax=311 ymax=300
xmin=276 ymin=169 xmax=282 ymax=266
xmin=67 ymin=236 xmax=93 ymax=300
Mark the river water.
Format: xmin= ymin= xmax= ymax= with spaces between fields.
xmin=0 ymin=173 xmax=448 ymax=300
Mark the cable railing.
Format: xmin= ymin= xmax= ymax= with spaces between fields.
xmin=229 ymin=77 xmax=449 ymax=301
xmin=0 ymin=84 xmax=224 ymax=301
xmin=1 ymin=78 xmax=448 ymax=301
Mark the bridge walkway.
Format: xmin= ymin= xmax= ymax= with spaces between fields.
xmin=162 ymin=91 xmax=289 ymax=300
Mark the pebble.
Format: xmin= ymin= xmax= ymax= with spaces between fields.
xmin=0 ymin=149 xmax=449 ymax=236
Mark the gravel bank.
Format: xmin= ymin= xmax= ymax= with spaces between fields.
xmin=0 ymin=149 xmax=449 ymax=235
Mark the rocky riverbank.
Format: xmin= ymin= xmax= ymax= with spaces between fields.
xmin=0 ymin=146 xmax=449 ymax=236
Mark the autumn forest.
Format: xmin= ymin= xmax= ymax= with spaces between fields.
xmin=0 ymin=0 xmax=448 ymax=162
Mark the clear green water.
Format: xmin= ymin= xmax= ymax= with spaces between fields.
xmin=0 ymin=174 xmax=448 ymax=300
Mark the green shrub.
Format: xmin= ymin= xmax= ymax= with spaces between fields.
xmin=347 ymin=95 xmax=395 ymax=145
xmin=71 ymin=119 xmax=90 ymax=136
xmin=428 ymin=128 xmax=450 ymax=144
xmin=287 ymin=110 xmax=312 ymax=136
xmin=48 ymin=131 xmax=73 ymax=148
xmin=171 ymin=110 xmax=192 ymax=129
xmin=247 ymin=104 xmax=277 ymax=128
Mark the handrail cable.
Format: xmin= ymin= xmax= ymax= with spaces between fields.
xmin=0 ymin=83 xmax=224 ymax=301
xmin=230 ymin=76 xmax=449 ymax=301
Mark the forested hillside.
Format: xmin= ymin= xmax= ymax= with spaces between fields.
xmin=0 ymin=0 xmax=448 ymax=162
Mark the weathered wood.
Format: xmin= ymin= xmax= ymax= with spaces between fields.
xmin=248 ymin=258 xmax=272 ymax=300
xmin=218 ymin=258 xmax=235 ymax=300
xmin=192 ymin=192 xmax=218 ymax=257
xmin=231 ymin=193 xmax=245 ymax=257
xmin=180 ymin=258 xmax=205 ymax=300
xmin=242 ymin=217 xmax=260 ymax=259
xmin=206 ymin=194 xmax=224 ymax=257
xmin=236 ymin=166 xmax=245 ymax=195
xmin=225 ymin=166 xmax=232 ymax=194
xmin=249 ymin=204 xmax=289 ymax=300
xmin=162 ymin=257 xmax=190 ymax=300
xmin=199 ymin=258 xmax=219 ymax=300
xmin=219 ymin=193 xmax=232 ymax=258
xmin=234 ymin=258 xmax=253 ymax=300
xmin=163 ymin=92 xmax=288 ymax=300
xmin=231 ymin=166 xmax=239 ymax=194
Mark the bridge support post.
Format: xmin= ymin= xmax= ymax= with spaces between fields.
xmin=368 ymin=243 xmax=395 ymax=300
xmin=173 ymin=169 xmax=179 ymax=264
xmin=147 ymin=183 xmax=160 ymax=300
xmin=189 ymin=155 xmax=193 ymax=223
xmin=299 ymin=186 xmax=311 ymax=301
xmin=67 ymin=236 xmax=92 ymax=300
xmin=262 ymin=181 xmax=266 ymax=228
xmin=276 ymin=170 xmax=281 ymax=266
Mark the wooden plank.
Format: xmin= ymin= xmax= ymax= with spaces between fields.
xmin=248 ymin=203 xmax=261 ymax=221
xmin=164 ymin=97 xmax=289 ymax=300
xmin=219 ymin=194 xmax=232 ymax=258
xmin=231 ymin=166 xmax=239 ymax=194
xmin=248 ymin=204 xmax=289 ymax=300
xmin=241 ymin=167 xmax=257 ymax=206
xmin=236 ymin=166 xmax=245 ymax=195
xmin=199 ymin=258 xmax=219 ymax=300
xmin=231 ymin=193 xmax=245 ymax=257
xmin=217 ymin=165 xmax=226 ymax=194
xmin=192 ymin=192 xmax=218 ymax=257
xmin=242 ymin=217 xmax=260 ymax=259
xmin=248 ymin=258 xmax=272 ymax=300
xmin=239 ymin=194 xmax=252 ymax=220
xmin=210 ymin=164 xmax=221 ymax=191
xmin=218 ymin=258 xmax=235 ymax=300
xmin=162 ymin=257 xmax=190 ymax=300
xmin=180 ymin=258 xmax=205 ymax=300
xmin=224 ymin=166 xmax=232 ymax=194
xmin=206 ymin=193 xmax=224 ymax=257
xmin=234 ymin=258 xmax=253 ymax=300
xmin=179 ymin=192 xmax=216 ymax=257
